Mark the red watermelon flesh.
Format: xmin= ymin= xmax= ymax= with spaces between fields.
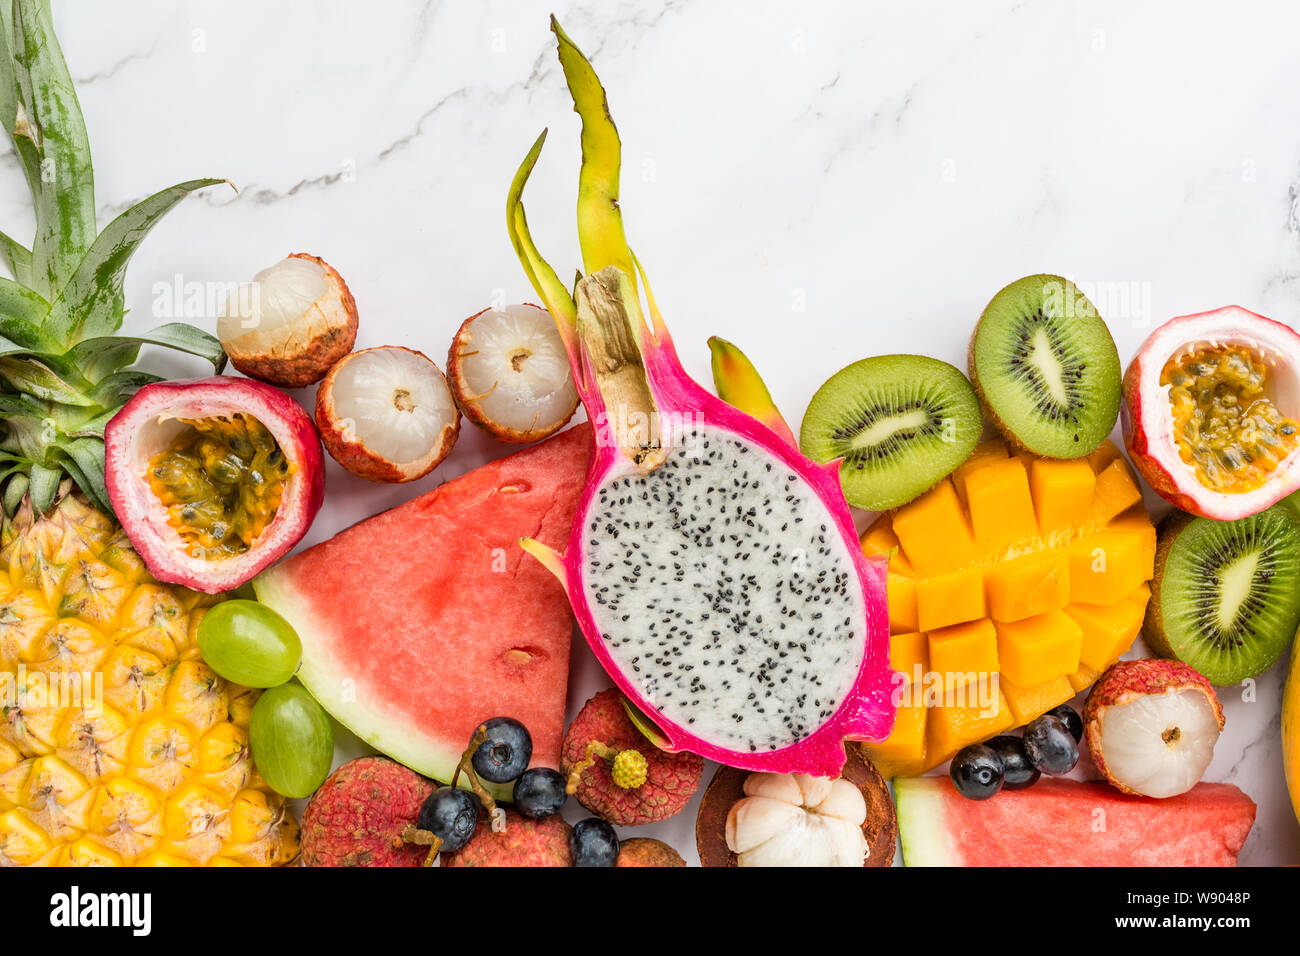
xmin=254 ymin=425 xmax=591 ymax=798
xmin=896 ymin=776 xmax=1255 ymax=866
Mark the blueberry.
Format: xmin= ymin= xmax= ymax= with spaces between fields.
xmin=471 ymin=717 xmax=533 ymax=783
xmin=1046 ymin=704 xmax=1084 ymax=742
xmin=513 ymin=767 xmax=567 ymax=819
xmin=1023 ymin=715 xmax=1079 ymax=775
xmin=986 ymin=735 xmax=1040 ymax=790
xmin=570 ymin=817 xmax=619 ymax=867
xmin=417 ymin=786 xmax=480 ymax=852
xmin=950 ymin=744 xmax=1004 ymax=800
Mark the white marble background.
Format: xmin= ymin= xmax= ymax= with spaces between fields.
xmin=5 ymin=0 xmax=1299 ymax=865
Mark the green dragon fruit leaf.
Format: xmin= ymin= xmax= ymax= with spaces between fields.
xmin=551 ymin=16 xmax=636 ymax=285
xmin=506 ymin=129 xmax=580 ymax=354
xmin=8 ymin=0 xmax=96 ymax=302
xmin=43 ymin=178 xmax=228 ymax=346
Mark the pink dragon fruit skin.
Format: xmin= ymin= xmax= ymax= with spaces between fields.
xmin=510 ymin=19 xmax=897 ymax=777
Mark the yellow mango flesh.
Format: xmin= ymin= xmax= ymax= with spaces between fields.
xmin=861 ymin=439 xmax=1155 ymax=777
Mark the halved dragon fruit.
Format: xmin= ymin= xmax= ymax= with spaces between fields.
xmin=506 ymin=20 xmax=895 ymax=776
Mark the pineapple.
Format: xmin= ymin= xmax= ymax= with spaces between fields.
xmin=0 ymin=2 xmax=298 ymax=865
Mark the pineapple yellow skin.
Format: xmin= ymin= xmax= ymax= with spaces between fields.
xmin=0 ymin=492 xmax=299 ymax=866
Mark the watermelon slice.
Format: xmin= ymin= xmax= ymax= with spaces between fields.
xmin=896 ymin=776 xmax=1256 ymax=866
xmin=254 ymin=425 xmax=591 ymax=798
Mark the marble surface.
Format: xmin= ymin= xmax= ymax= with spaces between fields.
xmin=6 ymin=0 xmax=1299 ymax=865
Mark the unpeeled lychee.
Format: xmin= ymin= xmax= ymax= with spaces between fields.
xmin=301 ymin=756 xmax=435 ymax=867
xmin=1084 ymin=658 xmax=1225 ymax=799
xmin=617 ymin=838 xmax=686 ymax=867
xmin=561 ymin=690 xmax=703 ymax=826
xmin=440 ymin=809 xmax=572 ymax=867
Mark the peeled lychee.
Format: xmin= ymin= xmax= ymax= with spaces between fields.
xmin=440 ymin=809 xmax=572 ymax=867
xmin=561 ymin=690 xmax=703 ymax=826
xmin=1084 ymin=658 xmax=1225 ymax=799
xmin=617 ymin=837 xmax=686 ymax=867
xmin=300 ymin=756 xmax=435 ymax=867
xmin=446 ymin=304 xmax=579 ymax=444
xmin=315 ymin=346 xmax=460 ymax=482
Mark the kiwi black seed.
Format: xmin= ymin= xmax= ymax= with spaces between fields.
xmin=799 ymin=354 xmax=982 ymax=511
xmin=1145 ymin=505 xmax=1300 ymax=685
xmin=970 ymin=274 xmax=1121 ymax=459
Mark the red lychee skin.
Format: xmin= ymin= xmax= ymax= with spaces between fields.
xmin=1083 ymin=658 xmax=1225 ymax=797
xmin=301 ymin=757 xmax=435 ymax=867
xmin=561 ymin=689 xmax=704 ymax=826
xmin=616 ymin=837 xmax=686 ymax=867
xmin=227 ymin=252 xmax=358 ymax=387
xmin=440 ymin=810 xmax=572 ymax=867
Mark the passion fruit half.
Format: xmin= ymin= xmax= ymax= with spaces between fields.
xmin=105 ymin=376 xmax=325 ymax=593
xmin=1123 ymin=306 xmax=1300 ymax=520
xmin=694 ymin=748 xmax=897 ymax=867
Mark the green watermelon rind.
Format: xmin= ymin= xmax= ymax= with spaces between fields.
xmin=894 ymin=777 xmax=957 ymax=866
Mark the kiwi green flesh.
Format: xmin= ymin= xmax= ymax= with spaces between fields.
xmin=800 ymin=354 xmax=982 ymax=511
xmin=971 ymin=274 xmax=1121 ymax=458
xmin=1147 ymin=506 xmax=1300 ymax=685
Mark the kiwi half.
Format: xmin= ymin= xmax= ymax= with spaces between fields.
xmin=970 ymin=275 xmax=1121 ymax=458
xmin=799 ymin=354 xmax=982 ymax=511
xmin=1146 ymin=505 xmax=1300 ymax=685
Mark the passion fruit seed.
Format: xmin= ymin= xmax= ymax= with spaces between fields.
xmin=147 ymin=414 xmax=293 ymax=560
xmin=566 ymin=740 xmax=647 ymax=792
xmin=1162 ymin=346 xmax=1299 ymax=494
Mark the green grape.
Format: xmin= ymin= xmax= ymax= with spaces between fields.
xmin=250 ymin=683 xmax=334 ymax=798
xmin=197 ymin=599 xmax=301 ymax=688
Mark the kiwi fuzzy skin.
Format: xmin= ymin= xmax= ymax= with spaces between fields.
xmin=1141 ymin=510 xmax=1195 ymax=662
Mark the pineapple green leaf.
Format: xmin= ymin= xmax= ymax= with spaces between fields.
xmin=43 ymin=178 xmax=228 ymax=347
xmin=0 ymin=6 xmax=43 ymax=225
xmin=87 ymin=369 xmax=163 ymax=408
xmin=0 ymin=391 xmax=46 ymax=417
xmin=0 ymin=353 xmax=95 ymax=404
xmin=60 ymin=436 xmax=107 ymax=513
xmin=2 ymin=472 xmax=27 ymax=514
xmin=0 ymin=278 xmax=54 ymax=346
xmin=0 ymin=227 xmax=34 ymax=286
xmin=63 ymin=406 xmax=116 ymax=439
xmin=11 ymin=0 xmax=96 ymax=301
xmin=26 ymin=458 xmax=58 ymax=512
xmin=68 ymin=321 xmax=227 ymax=377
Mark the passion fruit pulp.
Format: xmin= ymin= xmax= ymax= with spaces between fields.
xmin=106 ymin=377 xmax=324 ymax=592
xmin=1161 ymin=345 xmax=1298 ymax=494
xmin=147 ymin=413 xmax=295 ymax=560
xmin=1124 ymin=306 xmax=1300 ymax=520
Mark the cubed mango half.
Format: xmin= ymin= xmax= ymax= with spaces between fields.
xmin=994 ymin=610 xmax=1083 ymax=687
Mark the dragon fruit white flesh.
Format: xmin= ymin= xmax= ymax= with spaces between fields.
xmin=508 ymin=19 xmax=895 ymax=776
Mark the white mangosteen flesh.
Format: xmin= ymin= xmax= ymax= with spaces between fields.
xmin=724 ymin=772 xmax=869 ymax=866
